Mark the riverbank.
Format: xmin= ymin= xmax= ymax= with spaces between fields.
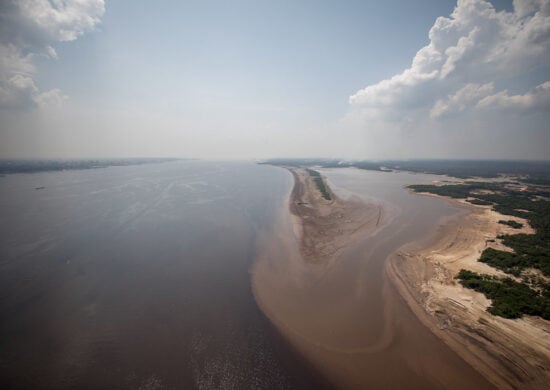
xmin=389 ymin=193 xmax=550 ymax=389
xmin=252 ymin=167 xmax=493 ymax=389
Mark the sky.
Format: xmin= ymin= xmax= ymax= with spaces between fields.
xmin=0 ymin=0 xmax=549 ymax=160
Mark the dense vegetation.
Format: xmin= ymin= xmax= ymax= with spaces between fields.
xmin=468 ymin=198 xmax=493 ymax=206
xmin=306 ymin=169 xmax=332 ymax=200
xmin=479 ymin=248 xmax=529 ymax=277
xmin=407 ymin=182 xmax=502 ymax=199
xmin=410 ymin=180 xmax=550 ymax=320
xmin=456 ymin=270 xmax=550 ymax=320
xmin=499 ymin=220 xmax=523 ymax=229
xmin=411 ymin=182 xmax=550 ymax=276
xmin=306 ymin=168 xmax=321 ymax=177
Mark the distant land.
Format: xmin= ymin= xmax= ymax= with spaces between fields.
xmin=262 ymin=158 xmax=550 ymax=183
xmin=0 ymin=158 xmax=181 ymax=175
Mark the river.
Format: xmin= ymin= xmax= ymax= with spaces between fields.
xmin=0 ymin=161 xmax=329 ymax=389
xmin=252 ymin=167 xmax=494 ymax=389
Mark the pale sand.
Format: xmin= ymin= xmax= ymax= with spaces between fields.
xmin=389 ymin=192 xmax=550 ymax=389
xmin=252 ymin=168 xmax=493 ymax=389
xmin=287 ymin=168 xmax=383 ymax=265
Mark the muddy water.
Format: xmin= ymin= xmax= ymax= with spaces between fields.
xmin=253 ymin=168 xmax=494 ymax=389
xmin=0 ymin=161 xmax=330 ymax=389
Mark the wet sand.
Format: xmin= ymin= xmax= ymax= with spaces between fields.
xmin=252 ymin=168 xmax=493 ymax=389
xmin=391 ymin=193 xmax=550 ymax=389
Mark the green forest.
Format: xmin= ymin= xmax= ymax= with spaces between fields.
xmin=409 ymin=181 xmax=550 ymax=320
xmin=456 ymin=270 xmax=549 ymax=320
xmin=306 ymin=169 xmax=332 ymax=201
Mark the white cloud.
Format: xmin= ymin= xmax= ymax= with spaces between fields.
xmin=17 ymin=0 xmax=105 ymax=42
xmin=0 ymin=42 xmax=67 ymax=108
xmin=0 ymin=43 xmax=34 ymax=76
xmin=477 ymin=81 xmax=550 ymax=111
xmin=0 ymin=0 xmax=105 ymax=109
xmin=349 ymin=0 xmax=550 ymax=122
xmin=430 ymin=82 xmax=494 ymax=119
xmin=430 ymin=80 xmax=550 ymax=119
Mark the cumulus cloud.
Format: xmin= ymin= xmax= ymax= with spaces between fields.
xmin=0 ymin=0 xmax=105 ymax=109
xmin=477 ymin=80 xmax=550 ymax=111
xmin=430 ymin=82 xmax=494 ymax=119
xmin=429 ymin=80 xmax=550 ymax=119
xmin=349 ymin=0 xmax=550 ymax=122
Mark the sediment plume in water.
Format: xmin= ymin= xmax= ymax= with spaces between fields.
xmin=252 ymin=167 xmax=494 ymax=389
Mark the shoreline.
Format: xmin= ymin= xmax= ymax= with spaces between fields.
xmin=251 ymin=167 xmax=494 ymax=389
xmin=388 ymin=192 xmax=550 ymax=389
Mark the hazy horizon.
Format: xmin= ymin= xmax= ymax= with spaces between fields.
xmin=1 ymin=0 xmax=549 ymax=160
xmin=1 ymin=4 xmax=548 ymax=387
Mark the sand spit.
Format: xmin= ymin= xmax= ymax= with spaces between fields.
xmin=287 ymin=168 xmax=383 ymax=264
xmin=390 ymin=194 xmax=550 ymax=389
xmin=252 ymin=168 xmax=493 ymax=389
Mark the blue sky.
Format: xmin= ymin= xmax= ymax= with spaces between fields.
xmin=39 ymin=1 xmax=456 ymax=114
xmin=1 ymin=0 xmax=548 ymax=159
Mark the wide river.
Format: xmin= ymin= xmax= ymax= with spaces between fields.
xmin=0 ymin=161 xmax=329 ymax=389
xmin=0 ymin=161 xmax=489 ymax=388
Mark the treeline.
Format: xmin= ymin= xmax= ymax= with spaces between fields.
xmin=409 ymin=182 xmax=550 ymax=277
xmin=498 ymin=220 xmax=523 ymax=229
xmin=456 ymin=270 xmax=550 ymax=320
xmin=409 ymin=181 xmax=550 ymax=320
xmin=306 ymin=169 xmax=332 ymax=200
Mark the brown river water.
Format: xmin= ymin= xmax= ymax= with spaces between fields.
xmin=0 ymin=161 xmax=330 ymax=389
xmin=252 ymin=168 xmax=494 ymax=389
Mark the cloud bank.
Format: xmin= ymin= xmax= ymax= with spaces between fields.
xmin=0 ymin=0 xmax=105 ymax=109
xmin=348 ymin=0 xmax=550 ymax=158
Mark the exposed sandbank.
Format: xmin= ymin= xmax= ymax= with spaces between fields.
xmin=389 ymin=192 xmax=550 ymax=389
xmin=252 ymin=168 xmax=493 ymax=389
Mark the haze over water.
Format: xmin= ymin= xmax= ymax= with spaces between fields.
xmin=0 ymin=161 xmax=329 ymax=389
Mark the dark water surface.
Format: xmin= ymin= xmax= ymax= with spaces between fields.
xmin=0 ymin=161 xmax=329 ymax=389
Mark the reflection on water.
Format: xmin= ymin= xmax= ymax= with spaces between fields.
xmin=0 ymin=161 xmax=329 ymax=389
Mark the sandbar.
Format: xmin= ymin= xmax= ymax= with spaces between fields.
xmin=252 ymin=168 xmax=493 ymax=389
xmin=390 ymin=192 xmax=550 ymax=389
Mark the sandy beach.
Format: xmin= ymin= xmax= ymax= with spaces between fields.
xmin=252 ymin=168 xmax=493 ymax=389
xmin=389 ymin=193 xmax=550 ymax=389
